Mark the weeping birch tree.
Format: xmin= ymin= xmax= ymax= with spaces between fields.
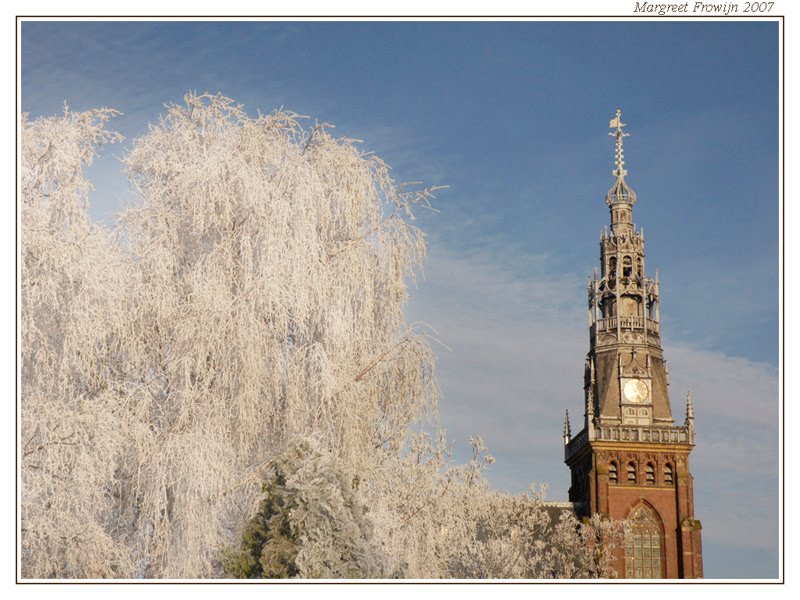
xmin=116 ymin=93 xmax=440 ymax=577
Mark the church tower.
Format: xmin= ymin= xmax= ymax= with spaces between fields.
xmin=564 ymin=111 xmax=703 ymax=579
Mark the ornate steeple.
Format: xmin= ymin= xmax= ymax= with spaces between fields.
xmin=562 ymin=111 xmax=703 ymax=578
xmin=581 ymin=110 xmax=672 ymax=429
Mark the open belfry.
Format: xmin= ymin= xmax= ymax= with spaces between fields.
xmin=563 ymin=111 xmax=703 ymax=579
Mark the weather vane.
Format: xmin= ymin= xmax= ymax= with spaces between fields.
xmin=609 ymin=109 xmax=630 ymax=179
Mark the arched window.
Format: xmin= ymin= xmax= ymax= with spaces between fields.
xmin=664 ymin=464 xmax=674 ymax=485
xmin=609 ymin=461 xmax=618 ymax=484
xmin=645 ymin=463 xmax=655 ymax=485
xmin=625 ymin=504 xmax=663 ymax=578
xmin=627 ymin=462 xmax=636 ymax=484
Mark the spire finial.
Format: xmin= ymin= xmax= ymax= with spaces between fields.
xmin=609 ymin=108 xmax=630 ymax=180
xmin=563 ymin=409 xmax=572 ymax=445
xmin=685 ymin=391 xmax=694 ymax=421
xmin=605 ymin=109 xmax=637 ymax=208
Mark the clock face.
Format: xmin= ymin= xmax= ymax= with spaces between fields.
xmin=624 ymin=379 xmax=649 ymax=403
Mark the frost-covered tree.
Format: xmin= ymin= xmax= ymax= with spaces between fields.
xmin=226 ymin=434 xmax=624 ymax=579
xmin=361 ymin=435 xmax=624 ymax=579
xmin=115 ymin=93 xmax=439 ymax=577
xmin=21 ymin=94 xmax=623 ymax=580
xmin=223 ymin=437 xmax=383 ymax=578
xmin=20 ymin=106 xmax=134 ymax=577
xmin=22 ymin=93 xmax=439 ymax=578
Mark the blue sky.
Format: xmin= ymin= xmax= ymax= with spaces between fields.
xmin=21 ymin=20 xmax=779 ymax=579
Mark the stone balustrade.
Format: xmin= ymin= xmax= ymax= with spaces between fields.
xmin=594 ymin=316 xmax=660 ymax=334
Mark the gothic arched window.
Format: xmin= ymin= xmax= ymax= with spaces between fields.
xmin=626 ymin=462 xmax=636 ymax=484
xmin=625 ymin=504 xmax=663 ymax=579
xmin=609 ymin=461 xmax=618 ymax=484
xmin=623 ymin=256 xmax=633 ymax=277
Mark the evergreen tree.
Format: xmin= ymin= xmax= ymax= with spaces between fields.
xmin=224 ymin=438 xmax=383 ymax=578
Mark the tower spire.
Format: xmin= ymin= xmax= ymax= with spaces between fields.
xmin=563 ymin=409 xmax=571 ymax=445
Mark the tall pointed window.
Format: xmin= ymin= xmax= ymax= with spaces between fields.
xmin=627 ymin=462 xmax=636 ymax=483
xmin=664 ymin=464 xmax=674 ymax=485
xmin=609 ymin=461 xmax=618 ymax=484
xmin=625 ymin=504 xmax=663 ymax=579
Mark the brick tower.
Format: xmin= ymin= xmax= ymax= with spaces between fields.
xmin=563 ymin=111 xmax=703 ymax=579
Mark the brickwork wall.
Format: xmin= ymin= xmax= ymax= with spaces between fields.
xmin=581 ymin=443 xmax=703 ymax=579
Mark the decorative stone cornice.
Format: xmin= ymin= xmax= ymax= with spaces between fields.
xmin=565 ymin=423 xmax=694 ymax=461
